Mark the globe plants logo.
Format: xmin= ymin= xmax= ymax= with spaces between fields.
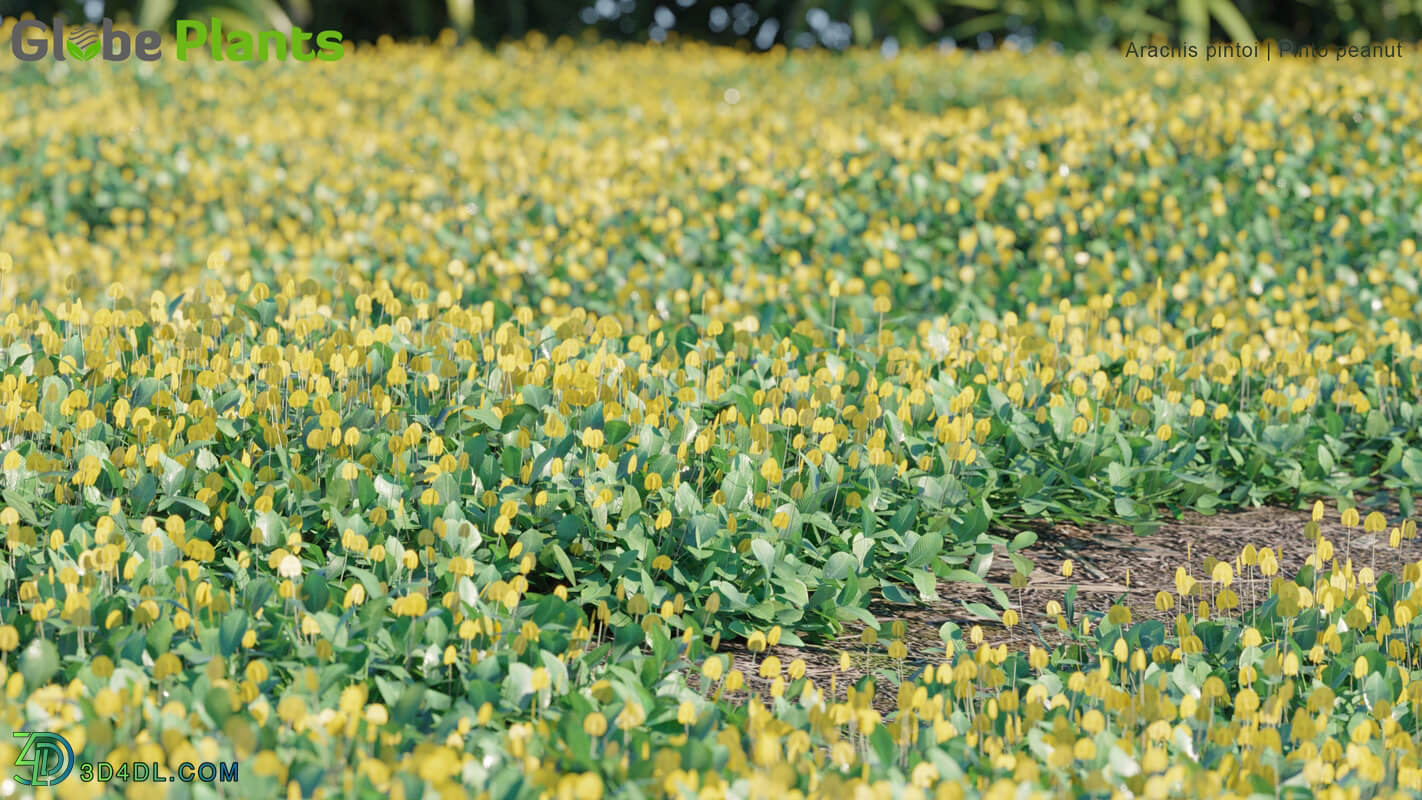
xmin=11 ymin=17 xmax=345 ymax=62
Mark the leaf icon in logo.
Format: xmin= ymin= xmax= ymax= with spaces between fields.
xmin=66 ymin=40 xmax=101 ymax=60
xmin=66 ymin=27 xmax=100 ymax=61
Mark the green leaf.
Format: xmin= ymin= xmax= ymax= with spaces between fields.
xmin=1317 ymin=444 xmax=1335 ymax=474
xmin=500 ymin=445 xmax=522 ymax=478
xmin=780 ymin=576 xmax=810 ymax=607
xmin=835 ymin=604 xmax=879 ymax=629
xmin=158 ymin=495 xmax=210 ymax=517
xmin=751 ymin=538 xmax=775 ymax=575
xmin=912 ymin=570 xmax=939 ymax=600
xmin=218 ymin=612 xmax=248 ymax=656
xmin=203 ymin=685 xmax=234 ymax=725
xmin=548 ymin=544 xmax=577 ymax=583
xmin=131 ymin=377 xmax=164 ymax=410
xmin=881 ymin=582 xmax=914 ymax=604
xmin=147 ymin=619 xmax=176 ymax=656
xmin=20 ymin=639 xmax=60 ymax=687
xmin=469 ymin=407 xmax=504 ymax=431
xmin=2 ymin=490 xmax=40 ymax=525
xmin=961 ymin=506 xmax=989 ymax=537
xmin=1114 ymin=496 xmax=1136 ymax=517
xmin=1008 ymin=530 xmax=1037 ymax=551
xmin=302 ymin=572 xmax=331 ymax=611
xmin=721 ymin=459 xmax=752 ymax=510
xmin=1107 ymin=462 xmax=1129 ymax=487
xmin=674 ymin=481 xmax=702 ymax=515
xmin=1363 ymin=669 xmax=1392 ymax=707
xmin=1008 ymin=552 xmax=1034 ymax=576
xmin=906 ymin=531 xmax=942 ymax=568
xmin=392 ymin=683 xmax=424 ymax=724
xmin=1365 ymin=410 xmax=1388 ymax=438
xmin=944 ymin=568 xmax=985 ymax=584
xmin=961 ymin=601 xmax=998 ymax=621
xmin=824 ymin=551 xmax=858 ymax=581
xmin=1401 ymin=448 xmax=1422 ymax=483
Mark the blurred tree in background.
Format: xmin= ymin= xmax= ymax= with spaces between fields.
xmin=6 ymin=0 xmax=1422 ymax=49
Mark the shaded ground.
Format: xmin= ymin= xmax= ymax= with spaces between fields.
xmin=712 ymin=504 xmax=1422 ymax=716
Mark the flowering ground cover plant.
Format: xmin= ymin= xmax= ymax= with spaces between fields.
xmin=2 ymin=20 xmax=1422 ymax=799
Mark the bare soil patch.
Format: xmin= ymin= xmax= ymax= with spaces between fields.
xmin=714 ymin=504 xmax=1422 ymax=716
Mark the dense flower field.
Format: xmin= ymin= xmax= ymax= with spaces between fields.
xmin=3 ymin=23 xmax=1422 ymax=799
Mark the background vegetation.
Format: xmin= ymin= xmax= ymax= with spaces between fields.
xmin=3 ymin=30 xmax=1422 ymax=797
xmin=9 ymin=0 xmax=1422 ymax=49
xmin=6 ymin=0 xmax=1422 ymax=790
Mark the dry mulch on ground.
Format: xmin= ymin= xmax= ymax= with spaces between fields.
xmin=711 ymin=504 xmax=1422 ymax=716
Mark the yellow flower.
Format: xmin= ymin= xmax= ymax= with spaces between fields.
xmin=582 ymin=712 xmax=607 ymax=737
xmin=1028 ymin=646 xmax=1048 ymax=670
xmin=759 ymin=656 xmax=781 ymax=679
xmin=1211 ymin=561 xmax=1233 ymax=587
xmin=746 ymin=630 xmax=767 ymax=653
xmin=701 ymin=656 xmax=724 ymax=683
xmin=343 ymin=584 xmax=366 ymax=608
xmin=615 ymin=701 xmax=645 ymax=730
xmin=395 ymin=593 xmax=428 ymax=617
xmin=759 ymin=456 xmax=782 ymax=483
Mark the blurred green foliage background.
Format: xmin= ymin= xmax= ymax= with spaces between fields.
xmin=6 ymin=0 xmax=1421 ymax=49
